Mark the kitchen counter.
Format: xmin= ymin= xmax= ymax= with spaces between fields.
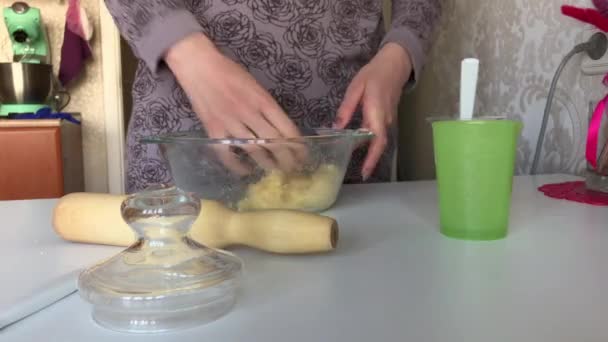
xmin=2 ymin=174 xmax=608 ymax=341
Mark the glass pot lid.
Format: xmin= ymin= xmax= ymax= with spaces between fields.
xmin=78 ymin=185 xmax=243 ymax=334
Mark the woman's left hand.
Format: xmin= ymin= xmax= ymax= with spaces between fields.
xmin=334 ymin=42 xmax=413 ymax=180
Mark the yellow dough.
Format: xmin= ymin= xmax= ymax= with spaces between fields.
xmin=237 ymin=164 xmax=342 ymax=211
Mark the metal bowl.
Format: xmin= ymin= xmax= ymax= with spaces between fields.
xmin=0 ymin=62 xmax=53 ymax=104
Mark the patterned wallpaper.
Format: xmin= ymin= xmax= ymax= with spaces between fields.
xmin=398 ymin=0 xmax=605 ymax=180
xmin=0 ymin=0 xmax=107 ymax=192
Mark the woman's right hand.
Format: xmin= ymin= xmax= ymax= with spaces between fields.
xmin=165 ymin=33 xmax=304 ymax=174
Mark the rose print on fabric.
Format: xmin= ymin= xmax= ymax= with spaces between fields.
xmin=237 ymin=32 xmax=283 ymax=69
xmin=328 ymin=82 xmax=348 ymax=106
xmin=131 ymin=143 xmax=146 ymax=161
xmin=393 ymin=0 xmax=441 ymax=50
xmin=270 ymin=88 xmax=308 ymax=119
xmin=130 ymin=107 xmax=147 ymax=133
xmin=222 ymin=0 xmax=246 ymax=5
xmin=332 ymin=0 xmax=360 ymax=23
xmin=185 ymin=0 xmax=212 ymax=33
xmin=294 ymin=0 xmax=329 ymax=18
xmin=171 ymin=86 xmax=199 ymax=120
xmin=359 ymin=0 xmax=381 ymax=19
xmin=284 ymin=18 xmax=326 ymax=57
xmin=183 ymin=0 xmax=211 ymax=14
xmin=139 ymin=158 xmax=171 ymax=187
xmin=248 ymin=0 xmax=297 ymax=27
xmin=132 ymin=66 xmax=156 ymax=101
xmin=197 ymin=18 xmax=211 ymax=36
xmin=328 ymin=20 xmax=365 ymax=48
xmin=144 ymin=100 xmax=182 ymax=134
xmin=164 ymin=0 xmax=189 ymax=9
xmin=126 ymin=170 xmax=144 ymax=193
xmin=172 ymin=84 xmax=192 ymax=112
xmin=211 ymin=10 xmax=256 ymax=47
xmin=359 ymin=26 xmax=383 ymax=59
xmin=132 ymin=7 xmax=152 ymax=29
xmin=305 ymin=96 xmax=336 ymax=128
xmin=267 ymin=54 xmax=312 ymax=90
xmin=317 ymin=52 xmax=353 ymax=86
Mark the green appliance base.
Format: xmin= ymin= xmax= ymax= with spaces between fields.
xmin=0 ymin=104 xmax=49 ymax=116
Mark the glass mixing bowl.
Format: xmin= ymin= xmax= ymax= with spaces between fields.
xmin=142 ymin=128 xmax=373 ymax=212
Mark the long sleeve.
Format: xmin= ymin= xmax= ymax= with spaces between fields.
xmin=104 ymin=0 xmax=205 ymax=74
xmin=381 ymin=0 xmax=442 ymax=87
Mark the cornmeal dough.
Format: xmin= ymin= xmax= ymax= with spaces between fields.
xmin=237 ymin=164 xmax=342 ymax=211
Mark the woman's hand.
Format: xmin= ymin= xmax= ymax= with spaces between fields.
xmin=165 ymin=33 xmax=303 ymax=174
xmin=334 ymin=43 xmax=413 ymax=180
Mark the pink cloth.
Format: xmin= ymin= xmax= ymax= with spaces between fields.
xmin=58 ymin=0 xmax=92 ymax=87
xmin=586 ymin=94 xmax=608 ymax=169
xmin=66 ymin=0 xmax=87 ymax=39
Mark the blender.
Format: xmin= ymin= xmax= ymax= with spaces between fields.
xmin=0 ymin=2 xmax=69 ymax=116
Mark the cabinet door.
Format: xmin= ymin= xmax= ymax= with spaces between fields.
xmin=0 ymin=127 xmax=64 ymax=200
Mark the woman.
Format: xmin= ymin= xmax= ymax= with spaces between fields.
xmin=104 ymin=0 xmax=441 ymax=193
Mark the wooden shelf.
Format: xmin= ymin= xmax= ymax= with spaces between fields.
xmin=0 ymin=117 xmax=84 ymax=200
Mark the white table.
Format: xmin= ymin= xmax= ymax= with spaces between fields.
xmin=2 ymin=175 xmax=608 ymax=342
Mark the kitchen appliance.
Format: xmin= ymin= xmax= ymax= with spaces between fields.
xmin=0 ymin=2 xmax=69 ymax=115
xmin=3 ymin=1 xmax=50 ymax=64
xmin=142 ymin=128 xmax=374 ymax=212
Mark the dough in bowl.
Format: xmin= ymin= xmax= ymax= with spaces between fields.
xmin=237 ymin=164 xmax=342 ymax=211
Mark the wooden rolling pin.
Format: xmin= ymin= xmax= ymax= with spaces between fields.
xmin=53 ymin=193 xmax=338 ymax=254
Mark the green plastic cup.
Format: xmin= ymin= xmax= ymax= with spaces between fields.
xmin=431 ymin=118 xmax=523 ymax=240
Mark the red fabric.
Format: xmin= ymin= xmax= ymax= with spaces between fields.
xmin=593 ymin=0 xmax=608 ymax=17
xmin=538 ymin=181 xmax=608 ymax=206
xmin=561 ymin=5 xmax=608 ymax=32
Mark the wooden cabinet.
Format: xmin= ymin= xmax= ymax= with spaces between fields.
xmin=0 ymin=118 xmax=84 ymax=200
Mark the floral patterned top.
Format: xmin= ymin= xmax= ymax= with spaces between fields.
xmin=104 ymin=0 xmax=441 ymax=193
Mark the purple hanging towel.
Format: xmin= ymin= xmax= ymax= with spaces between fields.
xmin=58 ymin=0 xmax=93 ymax=87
